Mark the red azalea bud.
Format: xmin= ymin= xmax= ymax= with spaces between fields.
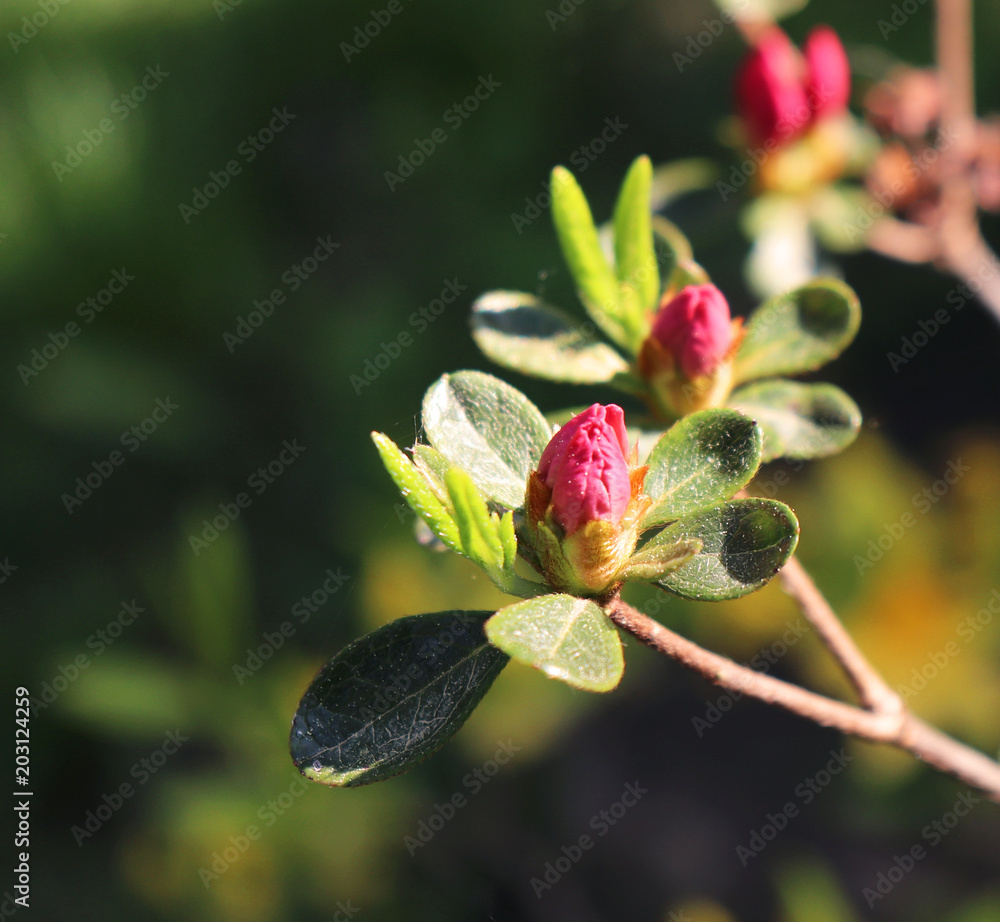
xmin=735 ymin=28 xmax=810 ymax=147
xmin=537 ymin=404 xmax=631 ymax=536
xmin=804 ymin=25 xmax=851 ymax=122
xmin=650 ymin=284 xmax=734 ymax=380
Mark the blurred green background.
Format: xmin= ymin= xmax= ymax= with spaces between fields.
xmin=3 ymin=0 xmax=1000 ymax=919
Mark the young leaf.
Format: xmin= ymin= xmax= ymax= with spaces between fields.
xmin=642 ymin=409 xmax=763 ymax=528
xmin=422 ymin=371 xmax=552 ymax=509
xmin=485 ymin=594 xmax=624 ymax=692
xmin=371 ymin=432 xmax=461 ymax=552
xmin=613 ymin=155 xmax=660 ymax=322
xmin=734 ymin=279 xmax=861 ymax=384
xmin=445 ymin=467 xmax=505 ymax=573
xmin=550 ymin=166 xmax=630 ymax=349
xmin=470 ymin=290 xmax=631 ymax=384
xmin=290 ymin=611 xmax=508 ymax=786
xmin=621 ymin=537 xmax=702 ymax=581
xmin=646 ymin=498 xmax=799 ymax=600
xmin=728 ymin=380 xmax=861 ymax=462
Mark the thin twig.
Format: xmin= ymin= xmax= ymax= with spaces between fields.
xmin=778 ymin=555 xmax=903 ymax=715
xmin=606 ymin=596 xmax=1000 ymax=801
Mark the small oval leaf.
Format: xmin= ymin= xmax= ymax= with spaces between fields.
xmin=485 ymin=594 xmax=624 ymax=692
xmin=422 ymin=371 xmax=552 ymax=509
xmin=642 ymin=409 xmax=763 ymax=528
xmin=734 ymin=279 xmax=861 ymax=383
xmin=290 ymin=611 xmax=508 ymax=787
xmin=728 ymin=380 xmax=861 ymax=462
xmin=471 ymin=291 xmax=631 ymax=384
xmin=648 ymin=499 xmax=799 ymax=600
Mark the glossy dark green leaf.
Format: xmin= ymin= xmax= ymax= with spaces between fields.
xmin=728 ymin=380 xmax=862 ymax=462
xmin=734 ymin=279 xmax=861 ymax=383
xmin=485 ymin=594 xmax=624 ymax=692
xmin=647 ymin=498 xmax=799 ymax=600
xmin=470 ymin=290 xmax=631 ymax=384
xmin=642 ymin=409 xmax=763 ymax=528
xmin=422 ymin=371 xmax=552 ymax=509
xmin=290 ymin=611 xmax=508 ymax=787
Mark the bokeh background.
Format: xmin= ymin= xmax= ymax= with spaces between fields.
xmin=4 ymin=0 xmax=1000 ymax=919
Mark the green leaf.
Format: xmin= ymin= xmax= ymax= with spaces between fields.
xmin=485 ymin=594 xmax=624 ymax=692
xmin=728 ymin=380 xmax=862 ymax=462
xmin=372 ymin=432 xmax=461 ymax=552
xmin=734 ymin=279 xmax=861 ymax=383
xmin=551 ymin=165 xmax=629 ymax=349
xmin=647 ymin=498 xmax=799 ymax=600
xmin=622 ymin=538 xmax=702 ymax=581
xmin=470 ymin=290 xmax=631 ymax=384
xmin=613 ymin=155 xmax=660 ymax=321
xmin=445 ymin=467 xmax=505 ymax=572
xmin=642 ymin=409 xmax=763 ymax=528
xmin=422 ymin=371 xmax=552 ymax=509
xmin=290 ymin=611 xmax=508 ymax=786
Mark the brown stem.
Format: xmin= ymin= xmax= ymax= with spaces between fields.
xmin=606 ymin=596 xmax=1000 ymax=802
xmin=778 ymin=556 xmax=903 ymax=715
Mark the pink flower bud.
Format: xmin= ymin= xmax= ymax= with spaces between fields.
xmin=650 ymin=284 xmax=733 ymax=380
xmin=804 ymin=26 xmax=851 ymax=121
xmin=735 ymin=28 xmax=811 ymax=147
xmin=536 ymin=404 xmax=631 ymax=536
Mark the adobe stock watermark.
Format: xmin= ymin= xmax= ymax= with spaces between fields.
xmin=403 ymin=739 xmax=521 ymax=856
xmin=529 ymin=780 xmax=648 ymax=897
xmin=61 ymin=397 xmax=179 ymax=514
xmin=70 ymin=729 xmax=189 ymax=845
xmin=894 ymin=588 xmax=1000 ymax=703
xmin=853 ymin=458 xmax=970 ymax=574
xmin=8 ymin=0 xmax=72 ymax=52
xmin=232 ymin=567 xmax=350 ymax=684
xmin=384 ymin=75 xmax=501 ymax=191
xmin=341 ymin=0 xmax=415 ymax=62
xmin=17 ymin=268 xmax=135 ymax=385
xmin=349 ymin=278 xmax=467 ymax=394
xmin=30 ymin=600 xmax=145 ymax=716
xmin=861 ymin=789 xmax=981 ymax=907
xmin=188 ymin=438 xmax=306 ymax=555
xmin=222 ymin=234 xmax=340 ymax=352
xmin=544 ymin=0 xmax=586 ymax=30
xmin=51 ymin=66 xmax=170 ymax=182
xmin=692 ymin=618 xmax=810 ymax=737
xmin=510 ymin=116 xmax=629 ymax=232
xmin=878 ymin=0 xmax=930 ymax=40
xmin=179 ymin=106 xmax=296 ymax=223
xmin=672 ymin=0 xmax=750 ymax=72
xmin=736 ymin=748 xmax=853 ymax=866
xmin=888 ymin=250 xmax=1000 ymax=372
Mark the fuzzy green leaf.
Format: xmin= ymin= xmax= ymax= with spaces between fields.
xmin=642 ymin=409 xmax=763 ymax=528
xmin=613 ymin=155 xmax=660 ymax=323
xmin=729 ymin=380 xmax=862 ymax=462
xmin=372 ymin=432 xmax=461 ymax=552
xmin=445 ymin=467 xmax=505 ymax=572
xmin=422 ymin=371 xmax=552 ymax=509
xmin=622 ymin=537 xmax=702 ymax=581
xmin=734 ymin=279 xmax=861 ymax=383
xmin=470 ymin=290 xmax=631 ymax=384
xmin=485 ymin=594 xmax=624 ymax=692
xmin=647 ymin=498 xmax=799 ymax=600
xmin=551 ymin=165 xmax=630 ymax=349
xmin=290 ymin=611 xmax=508 ymax=786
